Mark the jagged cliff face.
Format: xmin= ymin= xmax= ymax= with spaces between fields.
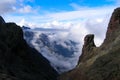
xmin=0 ymin=17 xmax=58 ymax=80
xmin=59 ymin=7 xmax=120 ymax=80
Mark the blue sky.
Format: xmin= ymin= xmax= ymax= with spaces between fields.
xmin=13 ymin=0 xmax=117 ymax=14
xmin=0 ymin=0 xmax=119 ymax=29
xmin=24 ymin=0 xmax=116 ymax=11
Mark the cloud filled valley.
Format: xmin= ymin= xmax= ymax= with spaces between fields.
xmin=1 ymin=0 xmax=118 ymax=74
xmin=23 ymin=14 xmax=111 ymax=73
xmin=1 ymin=0 xmax=120 ymax=80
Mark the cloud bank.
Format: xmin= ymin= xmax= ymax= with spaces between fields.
xmin=23 ymin=13 xmax=111 ymax=73
xmin=0 ymin=0 xmax=38 ymax=14
xmin=15 ymin=6 xmax=114 ymax=46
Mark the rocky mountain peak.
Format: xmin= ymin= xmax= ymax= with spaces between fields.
xmin=0 ymin=16 xmax=5 ymax=24
xmin=104 ymin=7 xmax=120 ymax=44
xmin=108 ymin=7 xmax=120 ymax=31
xmin=84 ymin=34 xmax=95 ymax=47
xmin=59 ymin=7 xmax=120 ymax=80
xmin=0 ymin=16 xmax=58 ymax=80
xmin=78 ymin=34 xmax=96 ymax=63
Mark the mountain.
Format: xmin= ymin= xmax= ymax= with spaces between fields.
xmin=58 ymin=7 xmax=120 ymax=80
xmin=23 ymin=29 xmax=79 ymax=73
xmin=0 ymin=16 xmax=58 ymax=80
xmin=22 ymin=26 xmax=31 ymax=30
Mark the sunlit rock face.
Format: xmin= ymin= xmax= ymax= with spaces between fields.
xmin=58 ymin=7 xmax=120 ymax=80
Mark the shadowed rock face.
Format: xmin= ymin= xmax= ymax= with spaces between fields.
xmin=0 ymin=16 xmax=5 ymax=24
xmin=58 ymin=7 xmax=120 ymax=80
xmin=0 ymin=16 xmax=58 ymax=80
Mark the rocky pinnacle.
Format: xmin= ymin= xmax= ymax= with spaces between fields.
xmin=78 ymin=34 xmax=96 ymax=64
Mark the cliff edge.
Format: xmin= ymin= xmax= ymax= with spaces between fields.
xmin=59 ymin=7 xmax=120 ymax=80
xmin=0 ymin=16 xmax=58 ymax=80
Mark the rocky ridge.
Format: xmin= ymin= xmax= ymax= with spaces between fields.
xmin=0 ymin=16 xmax=58 ymax=80
xmin=59 ymin=7 xmax=120 ymax=80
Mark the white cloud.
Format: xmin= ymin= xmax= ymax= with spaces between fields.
xmin=41 ymin=6 xmax=114 ymax=22
xmin=4 ymin=6 xmax=114 ymax=42
xmin=25 ymin=30 xmax=81 ymax=73
xmin=70 ymin=3 xmax=90 ymax=10
xmin=0 ymin=0 xmax=16 ymax=3
xmin=4 ymin=6 xmax=115 ymax=46
xmin=18 ymin=5 xmax=33 ymax=13
xmin=24 ymin=14 xmax=110 ymax=72
xmin=0 ymin=0 xmax=16 ymax=14
xmin=19 ymin=0 xmax=34 ymax=2
xmin=4 ymin=6 xmax=114 ymax=26
xmin=0 ymin=0 xmax=38 ymax=14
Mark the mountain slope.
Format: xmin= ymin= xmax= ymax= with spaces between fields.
xmin=0 ymin=16 xmax=58 ymax=80
xmin=58 ymin=7 xmax=120 ymax=80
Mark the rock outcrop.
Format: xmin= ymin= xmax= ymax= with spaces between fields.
xmin=0 ymin=16 xmax=58 ymax=80
xmin=0 ymin=16 xmax=5 ymax=24
xmin=58 ymin=7 xmax=120 ymax=80
xmin=78 ymin=34 xmax=96 ymax=63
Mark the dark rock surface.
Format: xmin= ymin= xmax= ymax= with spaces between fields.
xmin=22 ymin=26 xmax=31 ymax=30
xmin=0 ymin=16 xmax=5 ymax=24
xmin=58 ymin=7 xmax=120 ymax=80
xmin=0 ymin=16 xmax=58 ymax=80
